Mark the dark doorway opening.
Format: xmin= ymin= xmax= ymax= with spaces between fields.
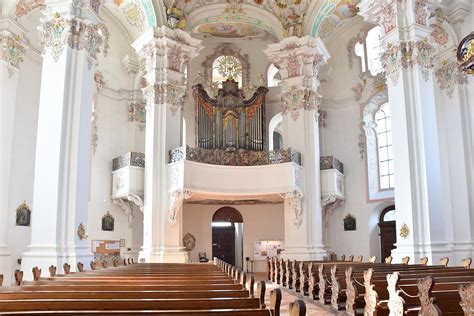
xmin=378 ymin=205 xmax=396 ymax=262
xmin=212 ymin=207 xmax=243 ymax=267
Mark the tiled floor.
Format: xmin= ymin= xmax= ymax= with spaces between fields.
xmin=253 ymin=273 xmax=345 ymax=315
xmin=264 ymin=281 xmax=343 ymax=316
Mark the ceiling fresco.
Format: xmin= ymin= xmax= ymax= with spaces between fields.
xmin=197 ymin=22 xmax=264 ymax=39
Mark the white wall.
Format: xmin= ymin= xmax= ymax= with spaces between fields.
xmin=183 ymin=203 xmax=284 ymax=272
xmin=86 ymin=11 xmax=145 ymax=254
xmin=7 ymin=51 xmax=42 ymax=273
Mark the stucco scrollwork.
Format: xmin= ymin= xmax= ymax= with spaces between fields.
xmin=126 ymin=193 xmax=144 ymax=213
xmin=38 ymin=12 xmax=72 ymax=61
xmin=168 ymin=189 xmax=194 ymax=225
xmin=435 ymin=60 xmax=467 ymax=99
xmin=280 ymin=190 xmax=304 ymax=227
xmin=0 ymin=31 xmax=26 ymax=74
xmin=38 ymin=12 xmax=106 ymax=67
xmin=112 ymin=198 xmax=134 ymax=229
xmin=142 ymin=81 xmax=187 ymax=115
xmin=321 ymin=194 xmax=344 ymax=227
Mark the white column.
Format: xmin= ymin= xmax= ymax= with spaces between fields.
xmin=21 ymin=5 xmax=106 ymax=277
xmin=360 ymin=0 xmax=453 ymax=263
xmin=0 ymin=21 xmax=26 ymax=285
xmin=265 ymin=36 xmax=330 ymax=260
xmin=132 ymin=27 xmax=202 ymax=263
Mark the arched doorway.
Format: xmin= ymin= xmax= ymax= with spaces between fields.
xmin=212 ymin=207 xmax=243 ymax=268
xmin=378 ymin=205 xmax=396 ymax=261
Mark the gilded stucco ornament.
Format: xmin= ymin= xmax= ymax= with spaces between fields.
xmin=414 ymin=38 xmax=434 ymax=81
xmin=435 ymin=60 xmax=467 ymax=99
xmin=381 ymin=43 xmax=400 ymax=85
xmin=280 ymin=85 xmax=305 ymax=120
xmin=38 ymin=12 xmax=71 ymax=61
xmin=77 ymin=222 xmax=87 ymax=240
xmin=0 ymin=31 xmax=26 ymax=74
xmin=399 ymin=223 xmax=409 ymax=238
xmin=38 ymin=12 xmax=106 ymax=67
xmin=142 ymin=80 xmax=186 ymax=115
xmin=457 ymin=32 xmax=474 ymax=75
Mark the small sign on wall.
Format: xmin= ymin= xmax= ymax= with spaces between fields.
xmin=254 ymin=240 xmax=284 ymax=260
xmin=343 ymin=214 xmax=356 ymax=231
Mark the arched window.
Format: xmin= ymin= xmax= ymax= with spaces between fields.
xmin=362 ymin=93 xmax=394 ymax=201
xmin=267 ymin=63 xmax=280 ymax=87
xmin=375 ymin=103 xmax=394 ymax=189
xmin=212 ymin=55 xmax=242 ymax=88
xmin=355 ymin=26 xmax=383 ymax=75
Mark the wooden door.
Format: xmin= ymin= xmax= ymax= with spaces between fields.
xmin=379 ymin=220 xmax=397 ymax=261
xmin=212 ymin=225 xmax=235 ymax=265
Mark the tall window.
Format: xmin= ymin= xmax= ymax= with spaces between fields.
xmin=212 ymin=55 xmax=242 ymax=88
xmin=355 ymin=26 xmax=383 ymax=75
xmin=375 ymin=103 xmax=394 ymax=189
xmin=267 ymin=63 xmax=280 ymax=87
xmin=363 ymin=93 xmax=394 ymax=201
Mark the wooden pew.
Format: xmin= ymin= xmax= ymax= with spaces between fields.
xmin=0 ymin=261 xmax=282 ymax=316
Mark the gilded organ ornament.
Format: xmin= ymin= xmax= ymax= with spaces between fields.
xmin=457 ymin=32 xmax=474 ymax=75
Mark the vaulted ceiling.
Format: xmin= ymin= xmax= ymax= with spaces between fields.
xmin=4 ymin=0 xmax=361 ymax=44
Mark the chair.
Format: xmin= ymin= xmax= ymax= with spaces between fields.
xmin=199 ymin=252 xmax=209 ymax=263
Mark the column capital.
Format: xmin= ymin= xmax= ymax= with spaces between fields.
xmin=264 ymin=36 xmax=330 ymax=79
xmin=359 ymin=0 xmax=432 ymax=41
xmin=133 ymin=26 xmax=202 ymax=113
xmin=38 ymin=10 xmax=108 ymax=67
xmin=0 ymin=18 xmax=28 ymax=73
xmin=132 ymin=26 xmax=203 ymax=77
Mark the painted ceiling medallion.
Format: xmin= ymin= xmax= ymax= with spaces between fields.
xmin=197 ymin=23 xmax=262 ymax=39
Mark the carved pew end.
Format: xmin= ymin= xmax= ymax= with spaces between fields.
xmin=270 ymin=288 xmax=282 ymax=316
xmin=257 ymin=280 xmax=266 ymax=309
xmin=14 ymin=269 xmax=23 ymax=286
xmin=77 ymin=262 xmax=84 ymax=272
xmin=48 ymin=265 xmax=57 ymax=277
xmin=32 ymin=267 xmax=41 ymax=281
xmin=0 ymin=274 xmax=3 ymax=287
xmin=63 ymin=263 xmax=71 ymax=275
xmin=289 ymin=300 xmax=306 ymax=316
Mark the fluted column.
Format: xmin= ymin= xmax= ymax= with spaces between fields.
xmin=0 ymin=20 xmax=27 ymax=285
xmin=133 ymin=26 xmax=202 ymax=263
xmin=265 ymin=36 xmax=330 ymax=260
xmin=21 ymin=3 xmax=107 ymax=278
xmin=360 ymin=0 xmax=456 ymax=263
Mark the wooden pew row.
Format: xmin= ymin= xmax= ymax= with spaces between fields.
xmin=2 ymin=260 xmax=298 ymax=316
xmin=269 ymin=255 xmax=473 ymax=315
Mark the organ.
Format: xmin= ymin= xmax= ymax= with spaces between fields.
xmin=193 ymin=79 xmax=268 ymax=151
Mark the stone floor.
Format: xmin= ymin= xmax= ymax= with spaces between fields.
xmin=254 ymin=273 xmax=345 ymax=315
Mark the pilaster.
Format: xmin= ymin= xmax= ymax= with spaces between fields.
xmin=265 ymin=36 xmax=330 ymax=260
xmin=132 ymin=26 xmax=202 ymax=263
xmin=21 ymin=2 xmax=107 ymax=278
xmin=360 ymin=0 xmax=455 ymax=263
xmin=0 ymin=18 xmax=27 ymax=286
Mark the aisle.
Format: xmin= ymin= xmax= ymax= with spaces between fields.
xmin=252 ymin=272 xmax=345 ymax=315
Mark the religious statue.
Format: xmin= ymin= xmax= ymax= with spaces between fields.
xmin=284 ymin=7 xmax=304 ymax=37
xmin=167 ymin=4 xmax=186 ymax=30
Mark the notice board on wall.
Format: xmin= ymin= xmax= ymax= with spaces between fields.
xmin=253 ymin=240 xmax=284 ymax=260
xmin=92 ymin=240 xmax=121 ymax=255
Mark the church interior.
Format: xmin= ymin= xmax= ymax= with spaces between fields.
xmin=1 ymin=0 xmax=473 ymax=314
